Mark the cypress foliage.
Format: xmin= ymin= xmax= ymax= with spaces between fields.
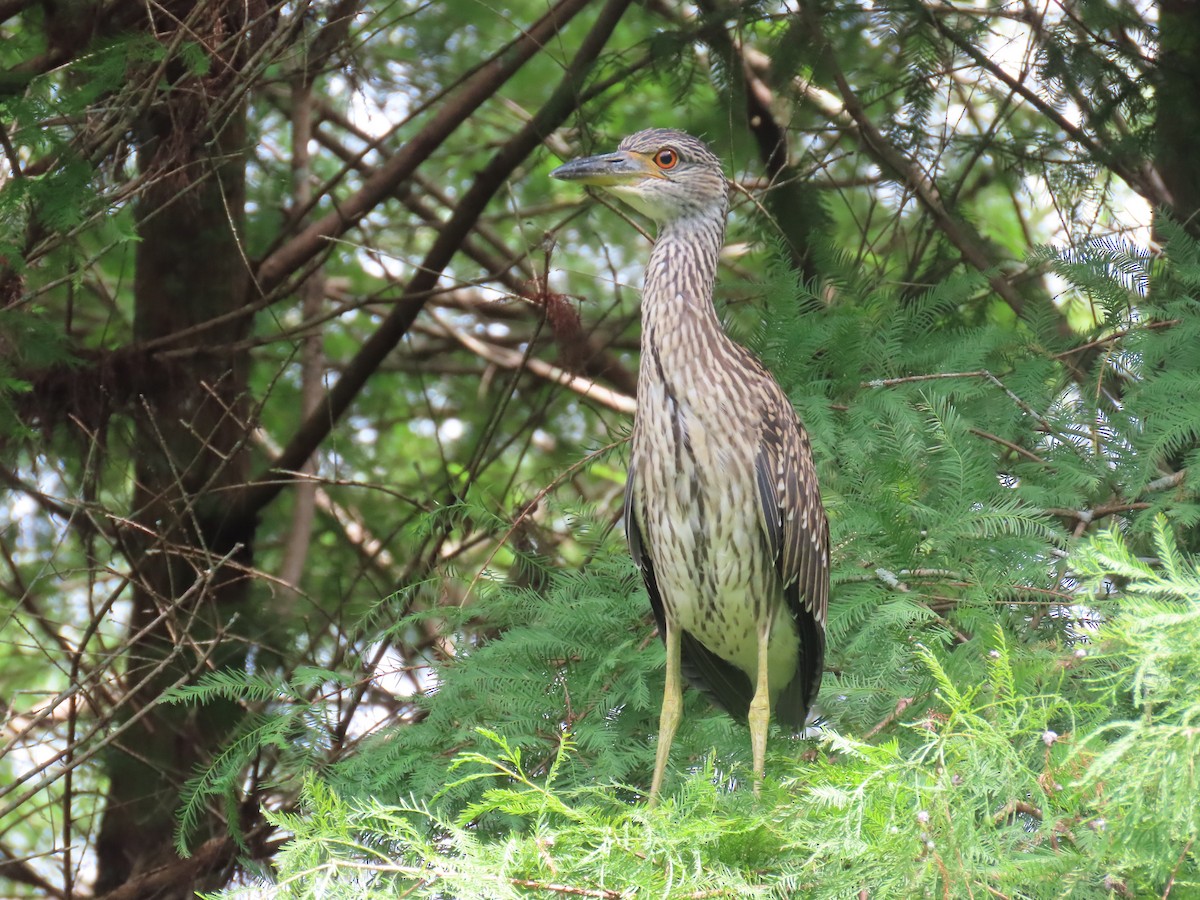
xmin=189 ymin=230 xmax=1200 ymax=898
xmin=4 ymin=3 xmax=1197 ymax=896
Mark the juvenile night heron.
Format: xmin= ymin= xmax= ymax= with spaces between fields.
xmin=552 ymin=129 xmax=829 ymax=801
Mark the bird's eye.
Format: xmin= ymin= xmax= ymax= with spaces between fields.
xmin=654 ymin=148 xmax=679 ymax=170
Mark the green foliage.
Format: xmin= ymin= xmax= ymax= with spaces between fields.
xmin=329 ymin=535 xmax=745 ymax=810
xmin=5 ymin=1 xmax=1200 ymax=895
xmin=194 ymin=228 xmax=1200 ymax=896
xmin=163 ymin=668 xmax=353 ymax=854
xmin=1071 ymin=519 xmax=1200 ymax=889
xmin=209 ymin=518 xmax=1200 ymax=898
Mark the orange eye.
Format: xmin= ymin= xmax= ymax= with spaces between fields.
xmin=654 ymin=148 xmax=679 ymax=170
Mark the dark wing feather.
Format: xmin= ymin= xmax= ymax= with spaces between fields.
xmin=625 ymin=459 xmax=755 ymax=721
xmin=624 ymin=459 xmax=663 ymax=634
xmin=754 ymin=395 xmax=829 ymax=727
xmin=678 ymin=630 xmax=753 ymax=721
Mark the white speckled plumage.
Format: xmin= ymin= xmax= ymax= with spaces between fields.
xmin=552 ymin=129 xmax=829 ymax=800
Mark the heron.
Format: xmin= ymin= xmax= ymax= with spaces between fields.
xmin=551 ymin=129 xmax=829 ymax=802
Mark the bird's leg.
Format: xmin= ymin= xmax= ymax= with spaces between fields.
xmin=748 ymin=622 xmax=772 ymax=798
xmin=649 ymin=621 xmax=683 ymax=806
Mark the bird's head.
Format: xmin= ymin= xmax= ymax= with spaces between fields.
xmin=551 ymin=129 xmax=728 ymax=226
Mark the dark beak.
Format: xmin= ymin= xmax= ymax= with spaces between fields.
xmin=551 ymin=150 xmax=665 ymax=185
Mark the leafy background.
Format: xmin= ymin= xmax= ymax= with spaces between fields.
xmin=2 ymin=0 xmax=1198 ymax=897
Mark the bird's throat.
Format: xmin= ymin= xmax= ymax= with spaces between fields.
xmin=639 ymin=216 xmax=726 ymax=348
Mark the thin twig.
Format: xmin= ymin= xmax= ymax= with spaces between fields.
xmin=428 ymin=310 xmax=636 ymax=415
xmin=1163 ymin=838 xmax=1195 ymax=899
xmin=466 ymin=439 xmax=627 ymax=602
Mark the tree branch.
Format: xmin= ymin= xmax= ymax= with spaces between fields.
xmin=795 ymin=4 xmax=1031 ymax=316
xmin=426 ymin=309 xmax=636 ymax=415
xmin=252 ymin=0 xmax=594 ymax=295
xmin=925 ymin=3 xmax=1171 ymax=210
xmin=231 ymin=0 xmax=634 ymax=522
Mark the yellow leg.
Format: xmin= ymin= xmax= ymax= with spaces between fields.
xmin=747 ymin=624 xmax=772 ymax=798
xmin=649 ymin=622 xmax=682 ymax=806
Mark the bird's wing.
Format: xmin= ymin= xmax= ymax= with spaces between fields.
xmin=754 ymin=395 xmax=829 ymax=722
xmin=625 ymin=458 xmax=755 ymax=722
xmin=624 ymin=459 xmax=664 ymax=634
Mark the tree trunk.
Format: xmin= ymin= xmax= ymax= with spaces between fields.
xmin=93 ymin=4 xmax=260 ymax=894
xmin=1157 ymin=0 xmax=1200 ymax=234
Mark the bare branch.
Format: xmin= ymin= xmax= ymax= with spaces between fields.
xmin=252 ymin=0 xmax=594 ymax=295
xmin=233 ymin=0 xmax=634 ymax=521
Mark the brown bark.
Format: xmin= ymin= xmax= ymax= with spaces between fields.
xmin=1156 ymin=0 xmax=1200 ymax=233
xmin=277 ymin=76 xmax=324 ymax=608
xmin=93 ymin=2 xmax=262 ymax=895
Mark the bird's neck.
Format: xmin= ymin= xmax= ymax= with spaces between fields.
xmin=640 ymin=215 xmax=726 ymax=348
